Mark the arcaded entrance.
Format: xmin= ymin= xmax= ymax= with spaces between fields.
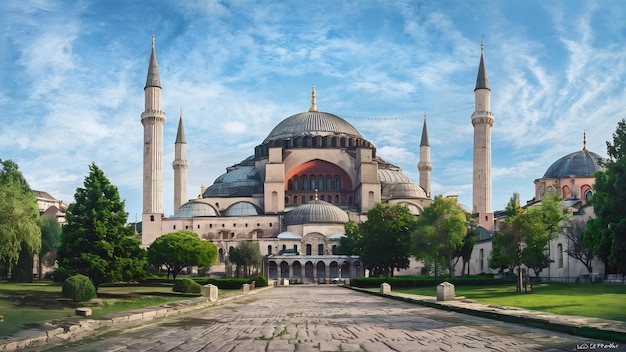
xmin=264 ymin=255 xmax=364 ymax=284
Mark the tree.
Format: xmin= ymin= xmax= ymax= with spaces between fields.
xmin=490 ymin=193 xmax=569 ymax=292
xmin=0 ymin=159 xmax=41 ymax=281
xmin=522 ymin=194 xmax=570 ymax=279
xmin=565 ymin=218 xmax=595 ymax=274
xmin=339 ymin=203 xmax=416 ymax=277
xmin=453 ymin=216 xmax=478 ymax=277
xmin=584 ymin=119 xmax=626 ymax=274
xmin=412 ymin=195 xmax=468 ymax=278
xmin=229 ymin=241 xmax=262 ymax=277
xmin=38 ymin=215 xmax=62 ymax=279
xmin=147 ymin=231 xmax=218 ymax=280
xmin=56 ymin=163 xmax=146 ymax=290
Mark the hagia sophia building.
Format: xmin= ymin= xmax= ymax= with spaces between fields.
xmin=140 ymin=37 xmax=604 ymax=282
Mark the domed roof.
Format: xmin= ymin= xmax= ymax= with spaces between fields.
xmin=263 ymin=111 xmax=362 ymax=143
xmin=543 ymin=149 xmax=602 ymax=178
xmin=224 ymin=202 xmax=262 ymax=216
xmin=387 ymin=183 xmax=427 ymax=199
xmin=378 ymin=168 xmax=411 ymax=183
xmin=173 ymin=201 xmax=219 ymax=218
xmin=283 ymin=200 xmax=349 ymax=225
xmin=204 ymin=165 xmax=263 ymax=197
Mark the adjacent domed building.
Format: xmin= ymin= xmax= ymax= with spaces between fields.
xmin=140 ymin=39 xmax=435 ymax=281
xmin=533 ymin=133 xmax=603 ymax=207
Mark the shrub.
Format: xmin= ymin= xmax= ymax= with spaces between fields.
xmin=52 ymin=267 xmax=72 ymax=283
xmin=173 ymin=278 xmax=202 ymax=294
xmin=62 ymin=274 xmax=96 ymax=302
xmin=251 ymin=275 xmax=268 ymax=287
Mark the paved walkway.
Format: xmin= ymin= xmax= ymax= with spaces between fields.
xmin=1 ymin=285 xmax=625 ymax=351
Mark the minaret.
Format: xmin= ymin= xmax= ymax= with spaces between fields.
xmin=173 ymin=109 xmax=188 ymax=212
xmin=471 ymin=42 xmax=494 ymax=230
xmin=417 ymin=113 xmax=432 ymax=197
xmin=141 ymin=36 xmax=166 ymax=242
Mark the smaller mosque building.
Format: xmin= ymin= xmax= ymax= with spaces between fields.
xmin=466 ymin=136 xmax=605 ymax=281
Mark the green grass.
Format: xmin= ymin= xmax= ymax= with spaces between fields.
xmin=394 ymin=282 xmax=626 ymax=322
xmin=0 ymin=281 xmax=198 ymax=337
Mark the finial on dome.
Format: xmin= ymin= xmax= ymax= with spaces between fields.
xmin=314 ymin=189 xmax=319 ymax=200
xmin=309 ymin=84 xmax=318 ymax=112
xmin=583 ymin=130 xmax=587 ymax=151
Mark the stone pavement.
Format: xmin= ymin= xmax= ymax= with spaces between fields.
xmin=0 ymin=285 xmax=624 ymax=351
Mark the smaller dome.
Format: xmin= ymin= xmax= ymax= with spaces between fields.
xmin=204 ymin=166 xmax=263 ymax=197
xmin=327 ymin=233 xmax=346 ymax=240
xmin=173 ymin=201 xmax=219 ymax=218
xmin=284 ymin=200 xmax=349 ymax=225
xmin=378 ymin=168 xmax=411 ymax=184
xmin=277 ymin=231 xmax=302 ymax=239
xmin=543 ymin=149 xmax=602 ymax=178
xmin=224 ymin=202 xmax=262 ymax=216
xmin=387 ymin=183 xmax=427 ymax=199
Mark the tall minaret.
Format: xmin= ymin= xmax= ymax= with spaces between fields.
xmin=173 ymin=109 xmax=188 ymax=212
xmin=141 ymin=36 xmax=166 ymax=240
xmin=471 ymin=42 xmax=494 ymax=230
xmin=417 ymin=113 xmax=431 ymax=197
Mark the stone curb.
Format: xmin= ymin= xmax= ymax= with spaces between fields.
xmin=345 ymin=285 xmax=626 ymax=344
xmin=0 ymin=286 xmax=273 ymax=351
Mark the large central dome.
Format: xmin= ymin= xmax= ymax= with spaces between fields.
xmin=263 ymin=111 xmax=362 ymax=143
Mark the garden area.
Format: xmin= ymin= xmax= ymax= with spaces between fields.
xmin=0 ymin=279 xmax=244 ymax=337
xmin=393 ymin=282 xmax=626 ymax=322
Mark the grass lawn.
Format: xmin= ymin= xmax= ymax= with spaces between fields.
xmin=394 ymin=282 xmax=626 ymax=322
xmin=0 ymin=281 xmax=201 ymax=337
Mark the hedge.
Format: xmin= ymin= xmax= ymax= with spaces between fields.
xmin=350 ymin=275 xmax=513 ymax=288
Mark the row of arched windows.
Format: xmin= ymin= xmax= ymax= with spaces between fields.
xmin=286 ymin=194 xmax=349 ymax=205
xmin=288 ymin=175 xmax=342 ymax=191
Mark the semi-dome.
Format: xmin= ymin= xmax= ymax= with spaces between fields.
xmin=204 ymin=165 xmax=263 ymax=197
xmin=386 ymin=183 xmax=427 ymax=198
xmin=378 ymin=168 xmax=411 ymax=184
xmin=224 ymin=202 xmax=262 ymax=216
xmin=283 ymin=200 xmax=349 ymax=225
xmin=173 ymin=201 xmax=219 ymax=218
xmin=543 ymin=149 xmax=602 ymax=178
xmin=263 ymin=111 xmax=362 ymax=143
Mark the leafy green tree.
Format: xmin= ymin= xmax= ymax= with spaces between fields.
xmin=490 ymin=193 xmax=569 ymax=291
xmin=412 ymin=195 xmax=468 ymax=278
xmin=565 ymin=218 xmax=595 ymax=274
xmin=454 ymin=215 xmax=478 ymax=277
xmin=147 ymin=231 xmax=218 ymax=279
xmin=585 ymin=119 xmax=626 ymax=274
xmin=229 ymin=241 xmax=262 ymax=277
xmin=339 ymin=203 xmax=416 ymax=277
xmin=56 ymin=163 xmax=146 ymax=290
xmin=38 ymin=215 xmax=62 ymax=279
xmin=0 ymin=159 xmax=41 ymax=281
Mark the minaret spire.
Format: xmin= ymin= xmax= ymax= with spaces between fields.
xmin=309 ymin=84 xmax=318 ymax=112
xmin=418 ymin=113 xmax=432 ymax=197
xmin=141 ymin=36 xmax=166 ymax=245
xmin=471 ymin=42 xmax=494 ymax=230
xmin=583 ymin=130 xmax=587 ymax=151
xmin=173 ymin=108 xmax=189 ymax=212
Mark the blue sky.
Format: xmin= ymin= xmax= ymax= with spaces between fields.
xmin=1 ymin=0 xmax=625 ymax=220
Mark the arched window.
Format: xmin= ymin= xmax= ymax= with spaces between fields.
xmin=287 ymin=180 xmax=293 ymax=190
xmin=327 ymin=195 xmax=332 ymax=204
xmin=334 ymin=176 xmax=341 ymax=190
xmin=302 ymin=175 xmax=308 ymax=191
xmin=150 ymin=215 xmax=154 ymax=222
xmin=326 ymin=176 xmax=332 ymax=190
xmin=293 ymin=176 xmax=299 ymax=191
xmin=335 ymin=195 xmax=339 ymax=204
xmin=310 ymin=175 xmax=316 ymax=191
xmin=267 ymin=245 xmax=272 ymax=255
xmin=309 ymin=195 xmax=314 ymax=201
xmin=294 ymin=195 xmax=298 ymax=204
xmin=320 ymin=195 xmax=325 ymax=201
xmin=557 ymin=244 xmax=563 ymax=268
xmin=318 ymin=244 xmax=324 ymax=255
xmin=285 ymin=197 xmax=289 ymax=204
xmin=306 ymin=244 xmax=312 ymax=255
xmin=318 ymin=175 xmax=324 ymax=191
xmin=479 ymin=249 xmax=484 ymax=272
xmin=585 ymin=190 xmax=593 ymax=203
